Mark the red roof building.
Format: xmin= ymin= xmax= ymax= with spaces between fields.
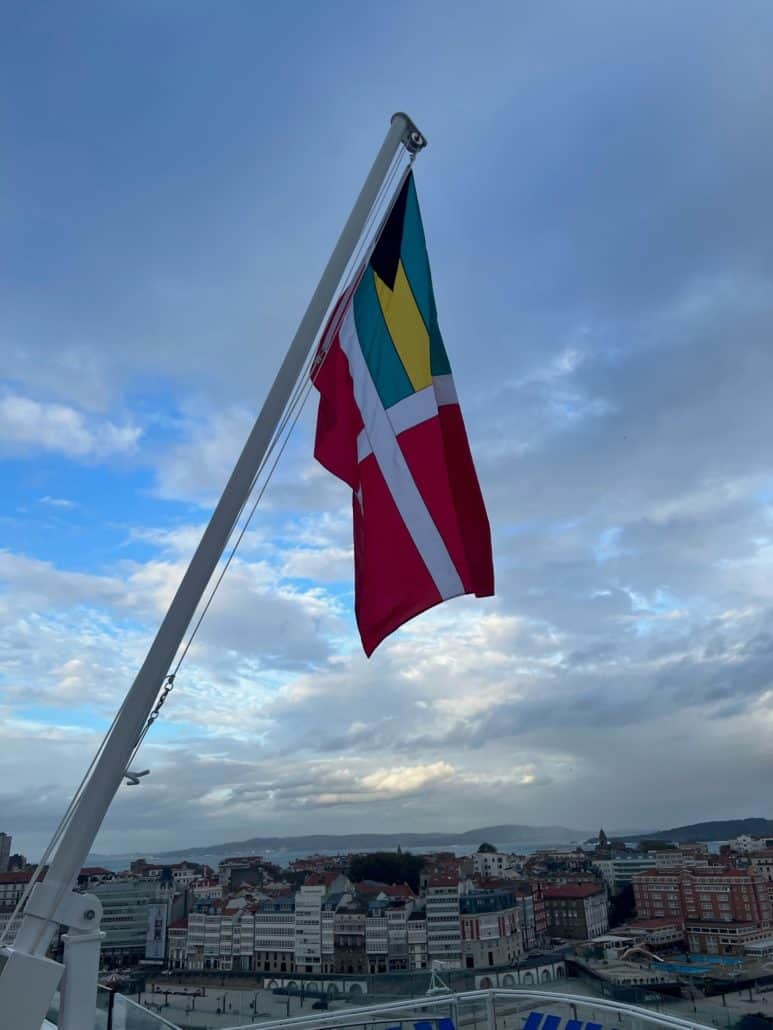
xmin=633 ymin=865 xmax=773 ymax=955
xmin=543 ymin=882 xmax=608 ymax=940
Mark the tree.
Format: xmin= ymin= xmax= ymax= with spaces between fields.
xmin=608 ymin=883 xmax=636 ymax=927
xmin=348 ymin=852 xmax=425 ymax=892
xmin=284 ymin=869 xmax=307 ymax=890
xmin=638 ymin=840 xmax=677 ymax=852
xmin=260 ymin=860 xmax=285 ymax=882
xmin=477 ymin=842 xmax=497 ymax=853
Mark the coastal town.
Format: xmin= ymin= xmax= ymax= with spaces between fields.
xmin=4 ymin=828 xmax=773 ymax=985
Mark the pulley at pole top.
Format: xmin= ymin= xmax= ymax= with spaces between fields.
xmin=392 ymin=111 xmax=428 ymax=155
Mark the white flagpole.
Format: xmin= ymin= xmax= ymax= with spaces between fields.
xmin=0 ymin=111 xmax=426 ymax=1030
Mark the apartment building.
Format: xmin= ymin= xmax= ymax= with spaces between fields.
xmin=543 ymin=883 xmax=609 ymax=940
xmin=92 ymin=876 xmax=168 ymax=967
xmin=593 ymin=856 xmax=659 ymax=892
xmin=748 ymin=850 xmax=773 ymax=883
xmin=426 ymin=877 xmax=462 ymax=967
xmin=365 ymin=900 xmax=389 ymax=974
xmin=634 ymin=865 xmax=773 ymax=955
xmin=0 ymin=834 xmax=11 ymax=874
xmin=255 ymin=895 xmax=295 ymax=973
xmin=333 ymin=897 xmax=367 ymax=974
xmin=294 ymin=882 xmax=325 ymax=973
xmin=472 ymin=851 xmax=517 ymax=880
xmin=460 ymin=888 xmax=522 ymax=968
xmin=407 ymin=909 xmax=428 ymax=970
xmin=632 ymin=869 xmax=683 ymax=922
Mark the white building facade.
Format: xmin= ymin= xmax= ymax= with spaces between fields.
xmin=426 ymin=881 xmax=462 ymax=967
xmin=294 ymin=884 xmax=325 ymax=973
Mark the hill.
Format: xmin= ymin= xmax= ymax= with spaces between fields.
xmin=630 ymin=817 xmax=773 ymax=844
xmin=93 ymin=823 xmax=585 ymax=864
xmin=156 ymin=824 xmax=584 ymax=860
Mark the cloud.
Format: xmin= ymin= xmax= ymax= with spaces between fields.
xmin=360 ymin=762 xmax=455 ymax=796
xmin=152 ymin=405 xmax=255 ymax=505
xmin=39 ymin=496 xmax=76 ymax=509
xmin=0 ymin=389 xmax=141 ymax=459
xmin=280 ymin=545 xmax=352 ymax=584
xmin=6 ymin=1 xmax=773 ymax=857
xmin=0 ymin=551 xmax=127 ymax=611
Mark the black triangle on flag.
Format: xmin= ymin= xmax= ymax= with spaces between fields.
xmin=369 ymin=174 xmax=411 ymax=290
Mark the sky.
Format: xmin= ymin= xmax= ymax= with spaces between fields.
xmin=3 ymin=1 xmax=773 ymax=858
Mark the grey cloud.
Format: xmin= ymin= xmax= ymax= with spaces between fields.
xmin=7 ymin=2 xmax=773 ymax=854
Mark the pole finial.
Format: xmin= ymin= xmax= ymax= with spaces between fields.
xmin=391 ymin=112 xmax=427 ymax=155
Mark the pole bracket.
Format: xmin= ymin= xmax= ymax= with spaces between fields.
xmin=392 ymin=111 xmax=428 ymax=154
xmin=24 ymin=883 xmax=103 ymax=932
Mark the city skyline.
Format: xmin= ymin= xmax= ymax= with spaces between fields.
xmin=4 ymin=2 xmax=773 ymax=857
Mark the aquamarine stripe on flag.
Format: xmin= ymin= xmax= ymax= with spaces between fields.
xmin=353 ymin=268 xmax=415 ymax=408
xmin=399 ymin=177 xmax=451 ymax=377
xmin=429 ymin=321 xmax=451 ymax=378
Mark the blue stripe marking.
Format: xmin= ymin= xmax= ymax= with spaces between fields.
xmin=523 ymin=1012 xmax=545 ymax=1030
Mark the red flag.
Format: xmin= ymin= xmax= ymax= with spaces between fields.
xmin=312 ymin=174 xmax=493 ymax=655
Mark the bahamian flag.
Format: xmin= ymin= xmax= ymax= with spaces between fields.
xmin=312 ymin=173 xmax=494 ymax=655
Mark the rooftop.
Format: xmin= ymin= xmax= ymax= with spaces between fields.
xmin=543 ymin=883 xmax=604 ymax=899
xmin=305 ymin=871 xmax=342 ymax=887
xmin=0 ymin=869 xmax=45 ymax=884
xmin=355 ymin=880 xmax=415 ymax=899
xmin=426 ymin=874 xmax=459 ymax=887
xmin=622 ymin=918 xmax=684 ymax=929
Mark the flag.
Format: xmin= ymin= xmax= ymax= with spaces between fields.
xmin=312 ymin=172 xmax=494 ymax=655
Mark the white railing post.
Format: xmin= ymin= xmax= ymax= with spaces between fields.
xmin=486 ymin=988 xmax=497 ymax=1029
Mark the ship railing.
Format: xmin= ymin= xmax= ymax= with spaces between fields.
xmin=45 ymin=984 xmax=184 ymax=1029
xmin=220 ymin=987 xmax=714 ymax=1030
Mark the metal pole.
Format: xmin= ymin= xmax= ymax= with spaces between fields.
xmin=0 ymin=110 xmax=425 ymax=1030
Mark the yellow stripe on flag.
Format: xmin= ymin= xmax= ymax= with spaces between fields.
xmin=374 ymin=261 xmax=432 ymax=392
